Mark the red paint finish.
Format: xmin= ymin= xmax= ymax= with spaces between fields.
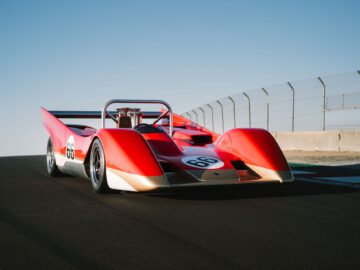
xmin=142 ymin=133 xmax=183 ymax=156
xmin=41 ymin=108 xmax=95 ymax=160
xmin=170 ymin=112 xmax=220 ymax=141
xmin=215 ymin=128 xmax=290 ymax=171
xmin=172 ymin=128 xmax=212 ymax=141
xmin=42 ymin=108 xmax=165 ymax=176
xmin=42 ymin=105 xmax=291 ymax=184
xmin=41 ymin=107 xmax=66 ymax=154
xmin=97 ymin=129 xmax=164 ymax=176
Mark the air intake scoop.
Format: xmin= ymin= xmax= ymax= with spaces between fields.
xmin=173 ymin=129 xmax=213 ymax=144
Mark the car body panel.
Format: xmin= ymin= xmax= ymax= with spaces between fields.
xmin=41 ymin=103 xmax=293 ymax=192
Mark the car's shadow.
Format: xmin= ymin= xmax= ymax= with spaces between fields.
xmin=43 ymin=154 xmax=360 ymax=201
xmin=143 ymin=179 xmax=359 ymax=201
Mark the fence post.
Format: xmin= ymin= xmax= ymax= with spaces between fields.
xmin=216 ymin=100 xmax=225 ymax=133
xmin=243 ymin=92 xmax=251 ymax=128
xmin=198 ymin=107 xmax=206 ymax=127
xmin=318 ymin=77 xmax=326 ymax=131
xmin=192 ymin=110 xmax=198 ymax=124
xmin=185 ymin=112 xmax=192 ymax=121
xmin=207 ymin=104 xmax=215 ymax=131
xmin=228 ymin=96 xmax=236 ymax=128
xmin=261 ymin=88 xmax=270 ymax=130
xmin=287 ymin=82 xmax=295 ymax=132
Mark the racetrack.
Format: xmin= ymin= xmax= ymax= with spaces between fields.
xmin=0 ymin=156 xmax=359 ymax=270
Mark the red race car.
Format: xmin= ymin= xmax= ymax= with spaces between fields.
xmin=41 ymin=99 xmax=293 ymax=193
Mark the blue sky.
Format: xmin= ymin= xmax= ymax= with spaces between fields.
xmin=0 ymin=0 xmax=359 ymax=156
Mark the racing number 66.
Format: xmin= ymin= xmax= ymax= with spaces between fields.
xmin=66 ymin=143 xmax=75 ymax=159
xmin=186 ymin=157 xmax=218 ymax=168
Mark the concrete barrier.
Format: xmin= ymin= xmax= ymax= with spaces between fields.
xmin=272 ymin=131 xmax=360 ymax=152
xmin=339 ymin=130 xmax=360 ymax=152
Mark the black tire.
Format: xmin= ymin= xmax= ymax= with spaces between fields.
xmin=46 ymin=137 xmax=62 ymax=176
xmin=89 ymin=139 xmax=109 ymax=193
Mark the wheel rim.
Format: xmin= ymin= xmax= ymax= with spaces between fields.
xmin=91 ymin=145 xmax=102 ymax=186
xmin=47 ymin=140 xmax=54 ymax=172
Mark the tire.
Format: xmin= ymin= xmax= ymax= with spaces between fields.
xmin=46 ymin=137 xmax=62 ymax=176
xmin=89 ymin=139 xmax=109 ymax=193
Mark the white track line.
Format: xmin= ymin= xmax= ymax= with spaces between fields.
xmin=296 ymin=177 xmax=360 ymax=189
xmin=291 ymin=170 xmax=314 ymax=175
xmin=314 ymin=176 xmax=360 ymax=184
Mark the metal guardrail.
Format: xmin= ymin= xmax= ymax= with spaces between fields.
xmin=183 ymin=70 xmax=360 ymax=133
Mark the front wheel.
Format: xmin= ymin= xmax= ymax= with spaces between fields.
xmin=89 ymin=139 xmax=109 ymax=193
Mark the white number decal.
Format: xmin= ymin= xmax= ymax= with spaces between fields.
xmin=181 ymin=156 xmax=224 ymax=169
xmin=66 ymin=135 xmax=75 ymax=160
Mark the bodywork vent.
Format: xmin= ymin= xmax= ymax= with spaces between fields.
xmin=231 ymin=160 xmax=260 ymax=178
xmin=191 ymin=135 xmax=213 ymax=144
xmin=231 ymin=160 xmax=248 ymax=170
xmin=159 ymin=162 xmax=177 ymax=173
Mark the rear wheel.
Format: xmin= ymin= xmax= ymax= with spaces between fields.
xmin=90 ymin=139 xmax=109 ymax=193
xmin=46 ymin=138 xmax=62 ymax=176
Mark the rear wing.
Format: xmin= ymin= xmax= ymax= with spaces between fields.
xmin=42 ymin=98 xmax=174 ymax=136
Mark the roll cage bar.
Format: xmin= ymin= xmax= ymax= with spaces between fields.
xmin=48 ymin=99 xmax=174 ymax=137
xmin=101 ymin=99 xmax=173 ymax=136
xmin=49 ymin=99 xmax=174 ymax=136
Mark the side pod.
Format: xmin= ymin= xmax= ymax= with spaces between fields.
xmin=215 ymin=128 xmax=293 ymax=182
xmin=96 ymin=129 xmax=169 ymax=191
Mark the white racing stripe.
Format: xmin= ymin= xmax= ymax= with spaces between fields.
xmin=291 ymin=170 xmax=314 ymax=175
xmin=296 ymin=177 xmax=360 ymax=189
xmin=106 ymin=169 xmax=137 ymax=191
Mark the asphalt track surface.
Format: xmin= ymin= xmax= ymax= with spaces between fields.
xmin=0 ymin=156 xmax=359 ymax=270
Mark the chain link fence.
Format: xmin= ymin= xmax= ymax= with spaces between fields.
xmin=183 ymin=71 xmax=360 ymax=133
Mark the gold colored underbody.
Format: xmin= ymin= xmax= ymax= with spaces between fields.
xmin=106 ymin=163 xmax=293 ymax=192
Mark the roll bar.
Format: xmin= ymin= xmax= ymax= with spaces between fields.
xmin=101 ymin=99 xmax=173 ymax=136
xmin=49 ymin=110 xmax=161 ymax=119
